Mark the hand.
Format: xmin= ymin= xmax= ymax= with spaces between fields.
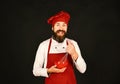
xmin=66 ymin=40 xmax=78 ymax=60
xmin=47 ymin=65 xmax=66 ymax=74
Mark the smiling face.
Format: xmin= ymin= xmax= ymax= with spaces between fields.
xmin=52 ymin=21 xmax=68 ymax=43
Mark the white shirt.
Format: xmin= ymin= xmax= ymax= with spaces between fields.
xmin=32 ymin=38 xmax=87 ymax=77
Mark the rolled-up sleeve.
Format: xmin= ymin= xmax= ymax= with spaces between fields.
xmin=72 ymin=41 xmax=87 ymax=73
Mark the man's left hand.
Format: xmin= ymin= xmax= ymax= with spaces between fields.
xmin=66 ymin=40 xmax=78 ymax=61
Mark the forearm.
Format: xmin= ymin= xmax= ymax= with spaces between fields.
xmin=33 ymin=67 xmax=49 ymax=77
xmin=74 ymin=56 xmax=87 ymax=73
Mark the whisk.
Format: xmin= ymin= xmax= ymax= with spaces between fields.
xmin=55 ymin=53 xmax=69 ymax=69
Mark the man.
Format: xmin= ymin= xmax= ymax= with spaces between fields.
xmin=32 ymin=10 xmax=87 ymax=84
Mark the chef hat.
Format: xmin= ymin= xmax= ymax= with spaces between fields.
xmin=47 ymin=11 xmax=70 ymax=26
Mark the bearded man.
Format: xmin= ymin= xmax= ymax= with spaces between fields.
xmin=32 ymin=10 xmax=87 ymax=84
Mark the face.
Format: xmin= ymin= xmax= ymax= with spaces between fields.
xmin=52 ymin=21 xmax=68 ymax=43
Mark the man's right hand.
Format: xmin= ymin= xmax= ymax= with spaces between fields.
xmin=47 ymin=65 xmax=66 ymax=74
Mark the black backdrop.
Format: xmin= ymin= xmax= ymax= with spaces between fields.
xmin=1 ymin=0 xmax=120 ymax=84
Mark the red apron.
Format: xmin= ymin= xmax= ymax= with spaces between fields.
xmin=45 ymin=39 xmax=77 ymax=84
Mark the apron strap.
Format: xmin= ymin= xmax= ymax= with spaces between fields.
xmin=47 ymin=38 xmax=52 ymax=55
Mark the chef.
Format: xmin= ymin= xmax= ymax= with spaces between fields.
xmin=32 ymin=10 xmax=87 ymax=84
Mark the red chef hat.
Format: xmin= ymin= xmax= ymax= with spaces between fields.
xmin=47 ymin=11 xmax=70 ymax=26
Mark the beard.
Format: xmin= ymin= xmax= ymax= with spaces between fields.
xmin=52 ymin=30 xmax=67 ymax=43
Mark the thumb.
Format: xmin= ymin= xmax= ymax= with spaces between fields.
xmin=67 ymin=40 xmax=73 ymax=45
xmin=53 ymin=65 xmax=57 ymax=68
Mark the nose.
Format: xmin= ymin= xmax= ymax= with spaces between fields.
xmin=59 ymin=25 xmax=63 ymax=30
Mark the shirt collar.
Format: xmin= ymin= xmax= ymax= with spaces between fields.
xmin=51 ymin=38 xmax=67 ymax=44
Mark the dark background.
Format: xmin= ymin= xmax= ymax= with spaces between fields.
xmin=1 ymin=0 xmax=120 ymax=84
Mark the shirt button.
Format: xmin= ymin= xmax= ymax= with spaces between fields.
xmin=55 ymin=47 xmax=57 ymax=49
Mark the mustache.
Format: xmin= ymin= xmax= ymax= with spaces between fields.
xmin=56 ymin=30 xmax=66 ymax=33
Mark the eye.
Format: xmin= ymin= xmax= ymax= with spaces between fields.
xmin=57 ymin=24 xmax=60 ymax=26
xmin=62 ymin=24 xmax=67 ymax=27
xmin=55 ymin=23 xmax=60 ymax=26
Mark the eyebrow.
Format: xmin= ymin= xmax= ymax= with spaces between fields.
xmin=56 ymin=22 xmax=66 ymax=24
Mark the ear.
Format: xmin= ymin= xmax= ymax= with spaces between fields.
xmin=52 ymin=27 xmax=53 ymax=31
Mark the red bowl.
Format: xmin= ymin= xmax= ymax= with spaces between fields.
xmin=54 ymin=61 xmax=68 ymax=69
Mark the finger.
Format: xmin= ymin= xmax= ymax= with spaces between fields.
xmin=62 ymin=67 xmax=67 ymax=70
xmin=60 ymin=67 xmax=67 ymax=72
xmin=55 ymin=67 xmax=67 ymax=73
xmin=67 ymin=40 xmax=73 ymax=46
xmin=51 ymin=65 xmax=57 ymax=68
xmin=53 ymin=65 xmax=57 ymax=67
